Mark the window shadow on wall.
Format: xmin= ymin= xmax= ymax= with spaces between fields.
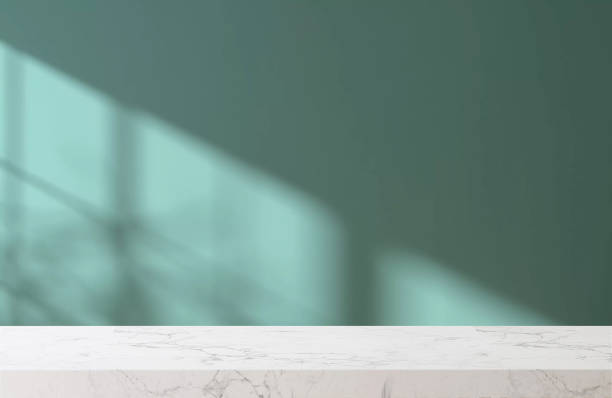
xmin=1 ymin=1 xmax=611 ymax=325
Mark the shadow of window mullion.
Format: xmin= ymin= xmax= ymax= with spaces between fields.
xmin=108 ymin=105 xmax=154 ymax=325
xmin=2 ymin=46 xmax=25 ymax=325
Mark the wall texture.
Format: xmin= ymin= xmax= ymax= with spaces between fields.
xmin=0 ymin=1 xmax=610 ymax=325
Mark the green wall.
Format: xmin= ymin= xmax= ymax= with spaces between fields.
xmin=0 ymin=1 xmax=610 ymax=325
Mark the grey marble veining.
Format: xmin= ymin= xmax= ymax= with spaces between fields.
xmin=1 ymin=370 xmax=610 ymax=398
xmin=0 ymin=327 xmax=610 ymax=397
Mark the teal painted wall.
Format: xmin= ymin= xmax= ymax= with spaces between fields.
xmin=0 ymin=1 xmax=610 ymax=325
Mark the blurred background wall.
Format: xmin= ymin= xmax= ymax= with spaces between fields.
xmin=0 ymin=1 xmax=610 ymax=325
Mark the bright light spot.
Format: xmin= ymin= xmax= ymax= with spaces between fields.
xmin=376 ymin=249 xmax=551 ymax=324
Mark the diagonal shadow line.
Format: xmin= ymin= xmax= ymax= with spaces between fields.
xmin=0 ymin=279 xmax=80 ymax=324
xmin=0 ymin=158 xmax=336 ymax=324
xmin=0 ymin=158 xmax=108 ymax=226
xmin=0 ymin=157 xmax=218 ymax=274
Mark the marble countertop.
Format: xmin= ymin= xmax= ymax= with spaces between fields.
xmin=1 ymin=326 xmax=610 ymax=370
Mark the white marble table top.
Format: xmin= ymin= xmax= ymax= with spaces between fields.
xmin=0 ymin=326 xmax=610 ymax=370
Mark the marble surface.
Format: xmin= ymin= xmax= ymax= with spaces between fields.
xmin=1 ymin=370 xmax=610 ymax=398
xmin=0 ymin=326 xmax=610 ymax=370
xmin=0 ymin=327 xmax=610 ymax=398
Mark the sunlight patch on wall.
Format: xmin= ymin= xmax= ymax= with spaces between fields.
xmin=375 ymin=249 xmax=552 ymax=324
xmin=0 ymin=43 xmax=136 ymax=324
xmin=133 ymin=113 xmax=345 ymax=324
xmin=0 ymin=42 xmax=345 ymax=324
xmin=21 ymin=47 xmax=110 ymax=211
